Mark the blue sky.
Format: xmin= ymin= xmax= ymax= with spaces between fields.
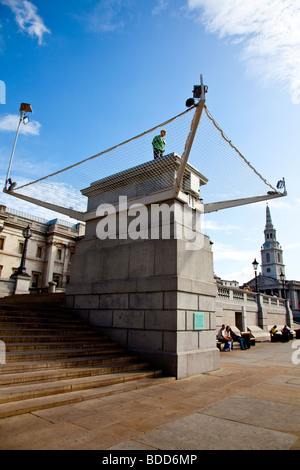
xmin=0 ymin=0 xmax=299 ymax=284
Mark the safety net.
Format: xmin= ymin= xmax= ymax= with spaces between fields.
xmin=4 ymin=104 xmax=283 ymax=220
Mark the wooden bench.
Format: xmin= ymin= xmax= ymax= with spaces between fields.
xmin=217 ymin=336 xmax=256 ymax=350
xmin=232 ymin=337 xmax=256 ymax=349
xmin=216 ymin=337 xmax=239 ymax=350
xmin=270 ymin=332 xmax=293 ymax=342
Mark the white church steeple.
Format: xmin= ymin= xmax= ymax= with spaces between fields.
xmin=260 ymin=204 xmax=285 ymax=280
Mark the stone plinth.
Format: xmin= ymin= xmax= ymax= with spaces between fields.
xmin=82 ymin=153 xmax=208 ymax=210
xmin=66 ymin=154 xmax=219 ymax=378
xmin=12 ymin=274 xmax=31 ymax=295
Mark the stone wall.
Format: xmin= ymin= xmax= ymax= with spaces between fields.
xmin=216 ymin=286 xmax=293 ymax=340
xmin=0 ymin=278 xmax=15 ymax=298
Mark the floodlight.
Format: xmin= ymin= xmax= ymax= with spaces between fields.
xmin=19 ymin=103 xmax=33 ymax=114
xmin=186 ymin=98 xmax=195 ymax=108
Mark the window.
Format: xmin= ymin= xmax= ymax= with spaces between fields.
xmin=31 ymin=272 xmax=41 ymax=288
xmin=0 ymin=265 xmax=3 ymax=277
xmin=0 ymin=238 xmax=4 ymax=250
xmin=278 ymin=253 xmax=281 ymax=262
xmin=36 ymin=246 xmax=42 ymax=258
xmin=53 ymin=273 xmax=62 ymax=287
xmin=57 ymin=249 xmax=62 ymax=261
xmin=266 ymin=253 xmax=270 ymax=263
xmin=18 ymin=242 xmax=24 ymax=254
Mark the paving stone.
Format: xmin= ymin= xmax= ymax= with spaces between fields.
xmin=200 ymin=395 xmax=300 ymax=433
xmin=110 ymin=413 xmax=297 ymax=450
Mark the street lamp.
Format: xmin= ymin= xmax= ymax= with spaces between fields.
xmin=11 ymin=225 xmax=33 ymax=277
xmin=4 ymin=103 xmax=33 ymax=191
xmin=280 ymin=271 xmax=286 ymax=299
xmin=252 ymin=258 xmax=259 ymax=292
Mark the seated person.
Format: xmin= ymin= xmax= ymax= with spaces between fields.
xmin=270 ymin=325 xmax=278 ymax=336
xmin=228 ymin=327 xmax=248 ymax=350
xmin=217 ymin=324 xmax=230 ymax=351
xmin=225 ymin=326 xmax=233 ymax=350
xmin=281 ymin=325 xmax=290 ymax=342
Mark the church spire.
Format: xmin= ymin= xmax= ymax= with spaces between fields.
xmin=266 ymin=203 xmax=273 ymax=229
xmin=261 ymin=204 xmax=285 ymax=280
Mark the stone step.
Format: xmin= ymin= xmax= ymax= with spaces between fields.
xmin=0 ymin=327 xmax=104 ymax=337
xmin=0 ymin=369 xmax=165 ymax=404
xmin=0 ymin=307 xmax=70 ymax=314
xmin=5 ymin=346 xmax=126 ymax=362
xmin=5 ymin=340 xmax=118 ymax=352
xmin=0 ymin=320 xmax=90 ymax=333
xmin=0 ymin=334 xmax=109 ymax=344
xmin=0 ymin=293 xmax=66 ymax=307
xmin=0 ymin=310 xmax=77 ymax=320
xmin=0 ymin=353 xmax=140 ymax=374
xmin=0 ymin=361 xmax=152 ymax=386
xmin=0 ymin=375 xmax=175 ymax=419
xmin=0 ymin=294 xmax=174 ymax=419
xmin=0 ymin=314 xmax=83 ymax=325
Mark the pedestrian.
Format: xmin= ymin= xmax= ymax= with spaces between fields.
xmin=152 ymin=129 xmax=167 ymax=159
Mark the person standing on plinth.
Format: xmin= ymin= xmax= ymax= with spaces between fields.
xmin=152 ymin=129 xmax=167 ymax=159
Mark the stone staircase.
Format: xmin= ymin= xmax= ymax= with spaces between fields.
xmin=0 ymin=294 xmax=174 ymax=418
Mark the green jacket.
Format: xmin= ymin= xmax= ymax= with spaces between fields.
xmin=152 ymin=135 xmax=166 ymax=151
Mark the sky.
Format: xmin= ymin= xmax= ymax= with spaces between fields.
xmin=0 ymin=0 xmax=299 ymax=284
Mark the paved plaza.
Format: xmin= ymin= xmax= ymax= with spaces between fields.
xmin=0 ymin=340 xmax=299 ymax=450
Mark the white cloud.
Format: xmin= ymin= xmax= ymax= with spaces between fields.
xmin=222 ymin=266 xmax=253 ymax=283
xmin=0 ymin=114 xmax=41 ymax=135
xmin=81 ymin=0 xmax=125 ymax=33
xmin=186 ymin=0 xmax=300 ymax=104
xmin=284 ymin=242 xmax=300 ymax=251
xmin=203 ymin=219 xmax=240 ymax=232
xmin=1 ymin=0 xmax=50 ymax=44
xmin=152 ymin=0 xmax=169 ymax=16
xmin=213 ymin=242 xmax=257 ymax=262
xmin=0 ymin=171 xmax=86 ymax=223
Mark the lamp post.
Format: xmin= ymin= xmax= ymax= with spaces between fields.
xmin=280 ymin=271 xmax=286 ymax=299
xmin=4 ymin=103 xmax=33 ymax=191
xmin=12 ymin=225 xmax=33 ymax=277
xmin=252 ymin=258 xmax=259 ymax=292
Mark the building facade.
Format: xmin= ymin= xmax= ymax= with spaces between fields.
xmin=0 ymin=204 xmax=85 ymax=297
xmin=244 ymin=204 xmax=300 ymax=320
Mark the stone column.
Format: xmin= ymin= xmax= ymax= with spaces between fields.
xmin=242 ymin=306 xmax=247 ymax=332
xmin=43 ymin=241 xmax=56 ymax=286
xmin=257 ymin=294 xmax=268 ymax=330
xmin=62 ymin=244 xmax=71 ymax=288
